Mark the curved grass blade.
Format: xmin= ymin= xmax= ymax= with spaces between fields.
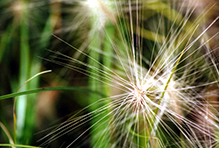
xmin=0 ymin=87 xmax=105 ymax=101
xmin=0 ymin=144 xmax=42 ymax=148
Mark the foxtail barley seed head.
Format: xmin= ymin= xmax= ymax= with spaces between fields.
xmin=40 ymin=0 xmax=219 ymax=147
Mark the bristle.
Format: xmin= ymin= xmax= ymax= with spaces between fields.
xmin=40 ymin=0 xmax=219 ymax=147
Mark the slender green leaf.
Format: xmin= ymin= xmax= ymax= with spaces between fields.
xmin=0 ymin=87 xmax=105 ymax=101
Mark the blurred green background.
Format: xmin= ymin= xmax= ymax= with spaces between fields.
xmin=0 ymin=0 xmax=92 ymax=147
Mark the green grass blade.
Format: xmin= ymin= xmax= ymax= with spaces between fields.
xmin=0 ymin=144 xmax=42 ymax=148
xmin=16 ymin=5 xmax=30 ymax=143
xmin=0 ymin=23 xmax=16 ymax=63
xmin=0 ymin=87 xmax=105 ymax=101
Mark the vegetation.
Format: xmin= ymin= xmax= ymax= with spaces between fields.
xmin=0 ymin=0 xmax=219 ymax=147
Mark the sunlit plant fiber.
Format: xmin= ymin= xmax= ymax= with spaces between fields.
xmin=1 ymin=0 xmax=219 ymax=148
xmin=36 ymin=0 xmax=219 ymax=147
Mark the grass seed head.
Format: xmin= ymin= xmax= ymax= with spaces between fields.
xmin=40 ymin=0 xmax=219 ymax=147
